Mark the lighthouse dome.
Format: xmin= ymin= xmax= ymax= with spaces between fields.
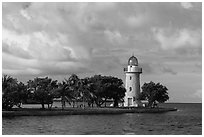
xmin=128 ymin=56 xmax=138 ymax=66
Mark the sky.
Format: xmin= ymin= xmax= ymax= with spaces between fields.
xmin=2 ymin=2 xmax=202 ymax=103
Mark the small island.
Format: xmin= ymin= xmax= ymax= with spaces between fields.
xmin=2 ymin=74 xmax=177 ymax=117
xmin=2 ymin=56 xmax=177 ymax=117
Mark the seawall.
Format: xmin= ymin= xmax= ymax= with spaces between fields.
xmin=2 ymin=107 xmax=177 ymax=117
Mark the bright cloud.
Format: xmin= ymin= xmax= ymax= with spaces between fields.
xmin=127 ymin=14 xmax=146 ymax=28
xmin=3 ymin=27 xmax=30 ymax=51
xmin=180 ymin=2 xmax=193 ymax=9
xmin=20 ymin=9 xmax=31 ymax=20
xmin=152 ymin=28 xmax=201 ymax=50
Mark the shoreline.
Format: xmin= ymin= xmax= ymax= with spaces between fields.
xmin=2 ymin=107 xmax=177 ymax=117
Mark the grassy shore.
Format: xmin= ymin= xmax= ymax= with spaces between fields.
xmin=2 ymin=107 xmax=177 ymax=117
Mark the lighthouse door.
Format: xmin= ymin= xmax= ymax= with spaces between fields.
xmin=128 ymin=98 xmax=133 ymax=106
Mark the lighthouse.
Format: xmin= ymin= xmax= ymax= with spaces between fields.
xmin=124 ymin=55 xmax=142 ymax=107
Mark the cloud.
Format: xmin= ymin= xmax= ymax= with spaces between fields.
xmin=193 ymin=89 xmax=202 ymax=98
xmin=104 ymin=29 xmax=129 ymax=45
xmin=152 ymin=27 xmax=201 ymax=50
xmin=140 ymin=62 xmax=178 ymax=75
xmin=2 ymin=3 xmax=202 ymax=103
xmin=3 ymin=27 xmax=30 ymax=51
xmin=126 ymin=14 xmax=146 ymax=28
xmin=195 ymin=63 xmax=202 ymax=69
xmin=2 ymin=43 xmax=32 ymax=59
xmin=180 ymin=2 xmax=193 ymax=9
xmin=160 ymin=66 xmax=177 ymax=75
xmin=140 ymin=63 xmax=155 ymax=74
xmin=2 ymin=52 xmax=91 ymax=77
xmin=20 ymin=9 xmax=31 ymax=20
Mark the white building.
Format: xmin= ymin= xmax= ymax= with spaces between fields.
xmin=124 ymin=55 xmax=142 ymax=107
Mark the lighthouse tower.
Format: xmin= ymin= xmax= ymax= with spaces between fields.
xmin=124 ymin=55 xmax=142 ymax=107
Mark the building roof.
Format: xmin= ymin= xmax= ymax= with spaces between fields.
xmin=128 ymin=55 xmax=138 ymax=66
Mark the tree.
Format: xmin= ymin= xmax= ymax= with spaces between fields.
xmin=87 ymin=75 xmax=126 ymax=107
xmin=2 ymin=75 xmax=19 ymax=110
xmin=88 ymin=75 xmax=106 ymax=107
xmin=66 ymin=74 xmax=81 ymax=108
xmin=82 ymin=77 xmax=96 ymax=107
xmin=53 ymin=81 xmax=75 ymax=110
xmin=140 ymin=81 xmax=169 ymax=107
xmin=13 ymin=82 xmax=28 ymax=108
xmin=2 ymin=75 xmax=29 ymax=110
xmin=79 ymin=78 xmax=96 ymax=108
xmin=27 ymin=77 xmax=58 ymax=109
xmin=2 ymin=74 xmax=126 ymax=110
xmin=102 ymin=76 xmax=126 ymax=107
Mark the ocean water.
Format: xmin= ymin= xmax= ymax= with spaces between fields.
xmin=2 ymin=103 xmax=202 ymax=135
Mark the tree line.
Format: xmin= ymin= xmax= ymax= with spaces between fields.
xmin=2 ymin=74 xmax=126 ymax=110
xmin=2 ymin=74 xmax=169 ymax=110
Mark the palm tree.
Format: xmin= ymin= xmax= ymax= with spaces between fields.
xmin=2 ymin=75 xmax=18 ymax=92
xmin=26 ymin=77 xmax=58 ymax=109
xmin=66 ymin=74 xmax=81 ymax=108
xmin=78 ymin=77 xmax=99 ymax=109
xmin=2 ymin=75 xmax=19 ymax=110
xmin=78 ymin=79 xmax=88 ymax=109
xmin=54 ymin=81 xmax=74 ymax=110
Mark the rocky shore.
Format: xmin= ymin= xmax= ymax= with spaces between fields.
xmin=3 ymin=107 xmax=177 ymax=117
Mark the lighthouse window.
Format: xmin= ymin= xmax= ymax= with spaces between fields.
xmin=130 ymin=76 xmax=132 ymax=80
xmin=129 ymin=87 xmax=132 ymax=91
